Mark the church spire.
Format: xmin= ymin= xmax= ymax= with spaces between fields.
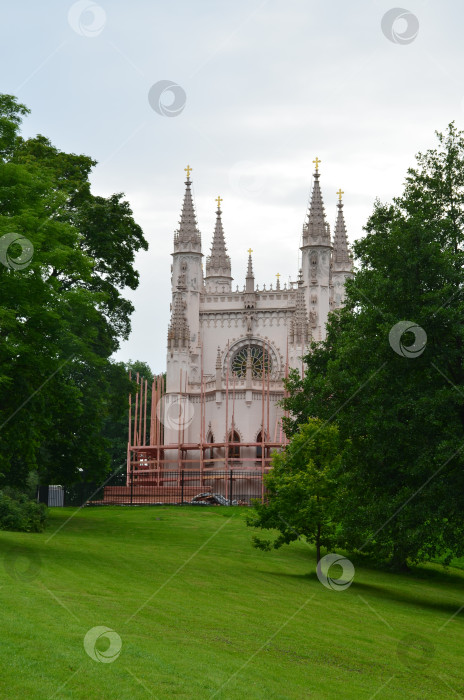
xmin=205 ymin=196 xmax=232 ymax=292
xmin=303 ymin=158 xmax=331 ymax=246
xmin=245 ymin=249 xmax=255 ymax=293
xmin=332 ymin=190 xmax=352 ymax=271
xmin=243 ymin=248 xmax=256 ymax=309
xmin=174 ymin=168 xmax=201 ymax=252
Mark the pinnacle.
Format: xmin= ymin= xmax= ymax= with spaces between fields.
xmin=246 ymin=252 xmax=254 ymax=279
xmin=333 ymin=200 xmax=352 ymax=269
xmin=205 ymin=206 xmax=231 ymax=280
xmin=168 ymin=293 xmax=190 ymax=349
xmin=290 ymin=287 xmax=310 ymax=345
xmin=216 ymin=346 xmax=222 ymax=369
xmin=244 ymin=250 xmax=255 ymax=294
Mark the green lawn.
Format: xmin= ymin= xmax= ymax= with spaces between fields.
xmin=1 ymin=506 xmax=463 ymax=699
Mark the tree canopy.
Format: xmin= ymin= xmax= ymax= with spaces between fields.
xmin=0 ymin=94 xmax=148 ymax=487
xmin=247 ymin=418 xmax=343 ymax=563
xmin=282 ymin=123 xmax=464 ymax=568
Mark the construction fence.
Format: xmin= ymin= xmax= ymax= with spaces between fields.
xmin=37 ymin=470 xmax=267 ymax=507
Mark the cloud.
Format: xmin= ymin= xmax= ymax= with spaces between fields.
xmin=3 ymin=0 xmax=463 ymax=370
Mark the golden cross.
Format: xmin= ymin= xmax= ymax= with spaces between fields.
xmin=216 ymin=195 xmax=223 ymax=209
xmin=184 ymin=164 xmax=192 ymax=179
xmin=313 ymin=156 xmax=321 ymax=171
xmin=336 ymin=188 xmax=344 ymax=201
xmin=247 ymin=248 xmax=253 ymax=255
xmin=276 ymin=273 xmax=281 ymax=279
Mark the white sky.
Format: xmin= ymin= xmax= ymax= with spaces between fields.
xmin=2 ymin=0 xmax=463 ymax=372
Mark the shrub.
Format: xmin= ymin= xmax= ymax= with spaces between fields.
xmin=0 ymin=489 xmax=48 ymax=532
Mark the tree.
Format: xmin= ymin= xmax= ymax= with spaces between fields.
xmin=246 ymin=418 xmax=342 ymax=563
xmin=282 ymin=123 xmax=464 ymax=569
xmin=0 ymin=95 xmax=148 ymax=486
xmin=102 ymin=360 xmax=155 ymax=476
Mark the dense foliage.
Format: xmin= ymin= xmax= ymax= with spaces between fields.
xmin=0 ymin=488 xmax=47 ymax=532
xmin=247 ymin=418 xmax=342 ymax=563
xmin=0 ymin=95 xmax=148 ymax=488
xmin=281 ymin=123 xmax=464 ymax=568
xmin=103 ymin=360 xmax=155 ymax=476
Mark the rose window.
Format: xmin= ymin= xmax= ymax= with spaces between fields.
xmin=231 ymin=344 xmax=272 ymax=378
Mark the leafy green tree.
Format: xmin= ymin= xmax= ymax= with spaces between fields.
xmin=247 ymin=418 xmax=342 ymax=563
xmin=102 ymin=360 xmax=155 ymax=476
xmin=283 ymin=123 xmax=464 ymax=569
xmin=0 ymin=95 xmax=148 ymax=487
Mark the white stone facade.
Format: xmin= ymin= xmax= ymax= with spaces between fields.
xmin=164 ymin=167 xmax=353 ymax=465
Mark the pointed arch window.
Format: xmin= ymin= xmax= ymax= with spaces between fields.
xmin=228 ymin=431 xmax=240 ymax=460
xmin=256 ymin=431 xmax=270 ymax=459
xmin=206 ymin=431 xmax=215 ymax=462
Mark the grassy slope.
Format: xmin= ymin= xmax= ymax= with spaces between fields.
xmin=0 ymin=506 xmax=463 ymax=699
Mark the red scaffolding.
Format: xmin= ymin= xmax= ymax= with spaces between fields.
xmin=126 ymin=347 xmax=290 ymax=493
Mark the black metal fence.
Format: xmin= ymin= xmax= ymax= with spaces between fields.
xmin=38 ymin=470 xmax=266 ymax=507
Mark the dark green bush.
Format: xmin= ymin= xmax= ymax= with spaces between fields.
xmin=0 ymin=489 xmax=48 ymax=532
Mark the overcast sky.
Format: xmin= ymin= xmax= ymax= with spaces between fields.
xmin=2 ymin=0 xmax=462 ymax=372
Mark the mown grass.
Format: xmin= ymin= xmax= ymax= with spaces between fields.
xmin=1 ymin=506 xmax=463 ymax=699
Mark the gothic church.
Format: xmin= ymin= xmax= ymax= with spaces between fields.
xmin=163 ymin=160 xmax=353 ymax=468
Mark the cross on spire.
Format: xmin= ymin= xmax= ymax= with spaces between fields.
xmin=216 ymin=195 xmax=223 ymax=209
xmin=247 ymin=248 xmax=253 ymax=255
xmin=313 ymin=157 xmax=321 ymax=172
xmin=276 ymin=272 xmax=280 ymax=279
xmin=184 ymin=164 xmax=192 ymax=180
xmin=336 ymin=188 xmax=344 ymax=201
